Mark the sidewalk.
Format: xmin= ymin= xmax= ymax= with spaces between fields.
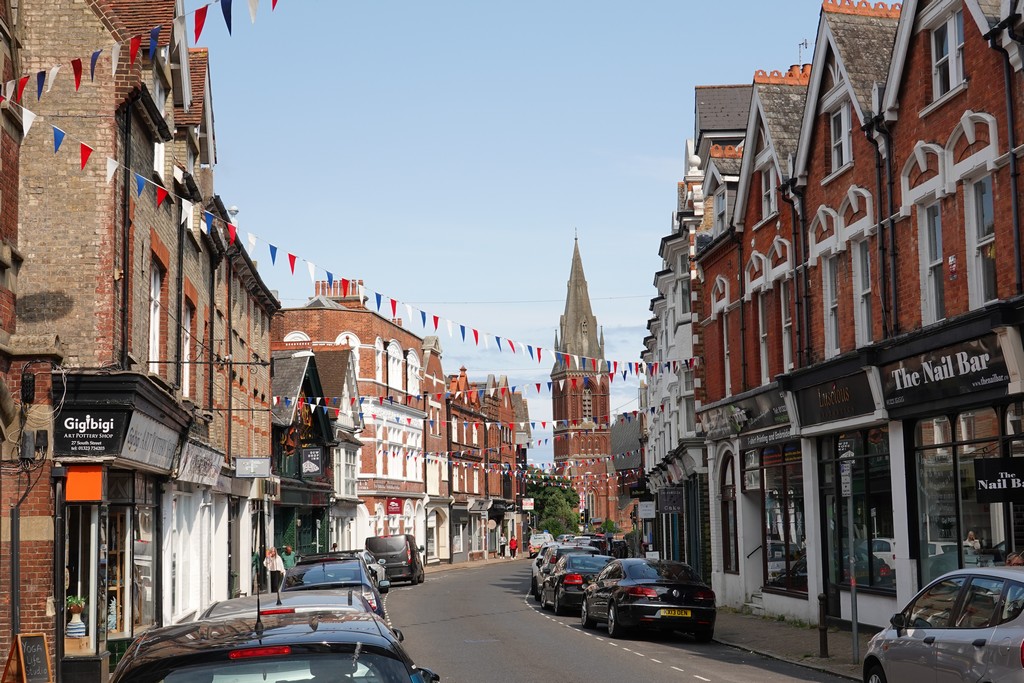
xmin=424 ymin=558 xmax=872 ymax=680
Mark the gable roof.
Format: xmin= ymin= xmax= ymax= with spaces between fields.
xmin=694 ymin=84 xmax=751 ymax=159
xmin=106 ymin=0 xmax=175 ymax=48
xmin=610 ymin=417 xmax=643 ymax=471
xmin=314 ymin=348 xmax=356 ymax=405
xmin=795 ymin=1 xmax=899 ymax=179
xmin=882 ymin=0 xmax=1003 ymax=118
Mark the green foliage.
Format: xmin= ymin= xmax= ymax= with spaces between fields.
xmin=524 ymin=466 xmax=579 ymax=534
xmin=66 ymin=595 xmax=86 ymax=609
xmin=599 ymin=519 xmax=619 ymax=533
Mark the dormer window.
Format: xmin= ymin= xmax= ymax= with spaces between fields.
xmin=713 ymin=189 xmax=727 ymax=233
xmin=932 ymin=9 xmax=964 ymax=99
xmin=829 ymin=102 xmax=852 ymax=172
xmin=760 ymin=166 xmax=777 ymax=220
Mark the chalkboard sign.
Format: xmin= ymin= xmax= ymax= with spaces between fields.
xmin=1 ymin=633 xmax=52 ymax=683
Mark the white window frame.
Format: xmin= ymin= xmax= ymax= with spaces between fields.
xmin=824 ymin=254 xmax=841 ymax=358
xmin=152 ymin=53 xmax=168 ymax=180
xmin=853 ymin=239 xmax=873 ymax=346
xmin=931 ymin=9 xmax=965 ymax=100
xmin=149 ymin=261 xmax=163 ymax=374
xmin=966 ymin=175 xmax=997 ymax=307
xmin=722 ymin=311 xmax=732 ymax=396
xmin=713 ymin=189 xmax=727 ymax=234
xmin=921 ymin=201 xmax=946 ymax=324
xmin=757 ymin=292 xmax=770 ymax=384
xmin=780 ymin=279 xmax=793 ymax=371
xmin=829 ymin=102 xmax=852 ymax=173
xmin=182 ymin=302 xmax=194 ymax=397
xmin=760 ymin=164 xmax=777 ymax=220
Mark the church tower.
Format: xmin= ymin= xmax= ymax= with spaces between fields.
xmin=551 ymin=240 xmax=616 ymax=527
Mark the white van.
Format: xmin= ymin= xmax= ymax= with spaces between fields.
xmin=528 ymin=532 xmax=554 ymax=558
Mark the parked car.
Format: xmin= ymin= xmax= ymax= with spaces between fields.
xmin=541 ymin=553 xmax=613 ymax=615
xmin=110 ymin=610 xmax=440 ymax=683
xmin=556 ymin=534 xmax=575 ymax=543
xmin=529 ymin=532 xmax=554 ymax=558
xmin=366 ymin=534 xmax=425 ymax=585
xmin=198 ymin=589 xmax=373 ymax=621
xmin=283 ymin=556 xmax=386 ymax=619
xmin=532 ymin=544 xmax=601 ymax=600
xmin=863 ymin=567 xmax=1024 ymax=683
xmin=305 ymin=549 xmax=390 ymax=592
xmin=581 ymin=558 xmax=716 ymax=641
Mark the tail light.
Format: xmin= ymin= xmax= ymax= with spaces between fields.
xmin=879 ymin=564 xmax=892 ymax=579
xmin=626 ymin=586 xmax=658 ymax=599
xmin=363 ymin=589 xmax=378 ymax=610
xmin=230 ymin=646 xmax=292 ymax=660
xmin=563 ymin=573 xmax=584 ymax=586
xmin=549 ymin=555 xmax=558 ymax=563
xmin=694 ymin=589 xmax=716 ymax=603
xmin=406 ymin=547 xmax=411 ymax=563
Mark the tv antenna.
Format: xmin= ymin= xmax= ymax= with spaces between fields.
xmin=798 ymin=39 xmax=810 ymax=63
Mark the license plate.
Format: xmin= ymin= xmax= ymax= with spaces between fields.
xmin=660 ymin=609 xmax=691 ymax=617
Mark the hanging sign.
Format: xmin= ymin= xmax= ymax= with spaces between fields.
xmin=300 ymin=447 xmax=324 ymax=478
xmin=386 ymin=497 xmax=403 ymax=515
xmin=975 ymin=458 xmax=1024 ymax=503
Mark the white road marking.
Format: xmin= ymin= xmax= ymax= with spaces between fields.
xmin=650 ymin=659 xmax=662 ymax=664
xmin=672 ymin=666 xmax=685 ymax=673
xmin=633 ymin=651 xmax=644 ymax=657
xmin=694 ymin=676 xmax=710 ymax=681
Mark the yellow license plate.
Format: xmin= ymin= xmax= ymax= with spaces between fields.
xmin=661 ymin=609 xmax=691 ymax=617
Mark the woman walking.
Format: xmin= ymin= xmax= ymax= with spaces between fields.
xmin=264 ymin=547 xmax=285 ymax=593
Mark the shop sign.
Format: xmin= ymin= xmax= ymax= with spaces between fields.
xmin=521 ymin=497 xmax=534 ymax=511
xmin=882 ymin=335 xmax=1009 ymax=409
xmin=491 ymin=500 xmax=508 ymax=515
xmin=236 ymin=457 xmax=272 ymax=478
xmin=699 ymin=390 xmax=789 ymax=440
xmin=300 ymin=447 xmax=324 ymax=477
xmin=54 ymin=409 xmax=129 ymax=456
xmin=386 ymin=497 xmax=403 ymax=515
xmin=658 ymin=488 xmax=684 ymax=514
xmin=176 ymin=440 xmax=223 ymax=486
xmin=739 ymin=426 xmax=793 ymax=450
xmin=121 ymin=411 xmax=179 ymax=472
xmin=975 ymin=458 xmax=1024 ymax=503
xmin=638 ymin=501 xmax=656 ymax=519
xmin=796 ymin=372 xmax=876 ymax=427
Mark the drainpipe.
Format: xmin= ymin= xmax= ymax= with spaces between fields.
xmin=781 ymin=180 xmax=813 ymax=365
xmin=864 ymin=116 xmax=891 ymax=338
xmin=174 ymin=200 xmax=185 ymax=389
xmin=876 ymin=120 xmax=900 ymax=334
xmin=779 ymin=182 xmax=805 ymax=367
xmin=119 ymin=97 xmax=136 ymax=369
xmin=995 ymin=18 xmax=1024 ymax=295
xmin=736 ymin=232 xmax=747 ymax=390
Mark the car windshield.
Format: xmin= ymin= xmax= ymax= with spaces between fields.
xmin=137 ymin=652 xmax=418 ymax=683
xmin=627 ymin=561 xmax=703 ymax=583
xmin=366 ymin=537 xmax=409 ymax=555
xmin=566 ymin=555 xmax=612 ymax=572
xmin=285 ymin=562 xmax=363 ymax=588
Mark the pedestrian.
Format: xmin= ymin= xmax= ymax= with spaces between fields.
xmin=500 ymin=533 xmax=507 ymax=558
xmin=331 ymin=543 xmax=338 ymax=551
xmin=1008 ymin=552 xmax=1024 ymax=567
xmin=509 ymin=535 xmax=518 ymax=559
xmin=281 ymin=545 xmax=297 ymax=570
xmin=964 ymin=530 xmax=981 ymax=552
xmin=264 ymin=547 xmax=285 ymax=593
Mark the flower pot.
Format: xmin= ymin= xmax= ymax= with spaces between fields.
xmin=66 ymin=611 xmax=86 ymax=638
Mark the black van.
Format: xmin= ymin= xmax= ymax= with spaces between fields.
xmin=366 ymin=534 xmax=425 ymax=585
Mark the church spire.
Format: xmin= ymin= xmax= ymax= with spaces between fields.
xmin=558 ymin=239 xmax=603 ymax=360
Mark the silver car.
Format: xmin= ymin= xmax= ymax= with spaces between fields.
xmin=864 ymin=566 xmax=1024 ymax=683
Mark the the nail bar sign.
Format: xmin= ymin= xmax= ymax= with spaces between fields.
xmin=975 ymin=458 xmax=1024 ymax=503
xmin=882 ymin=335 xmax=1008 ymax=409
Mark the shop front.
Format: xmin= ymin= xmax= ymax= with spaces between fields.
xmin=54 ymin=374 xmax=189 ymax=681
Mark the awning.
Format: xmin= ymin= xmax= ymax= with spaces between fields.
xmin=469 ymin=500 xmax=492 ymax=513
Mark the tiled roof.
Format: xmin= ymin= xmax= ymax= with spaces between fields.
xmin=708 ymin=154 xmax=742 ymax=177
xmin=826 ymin=9 xmax=899 ymax=115
xmin=757 ymin=82 xmax=808 ymax=173
xmin=106 ymin=0 xmax=175 ymax=47
xmin=271 ymin=351 xmax=311 ymax=426
xmin=695 ymin=84 xmax=752 ymax=138
xmin=974 ymin=0 xmax=1001 ymax=30
xmin=610 ymin=418 xmax=643 ymax=472
xmin=313 ymin=348 xmax=354 ymax=405
xmin=175 ymin=48 xmax=209 ymax=127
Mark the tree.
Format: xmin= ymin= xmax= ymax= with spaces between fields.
xmin=524 ymin=466 xmax=578 ymax=535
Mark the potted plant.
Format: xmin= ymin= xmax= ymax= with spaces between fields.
xmin=66 ymin=595 xmax=85 ymax=614
xmin=66 ymin=596 xmax=87 ymax=638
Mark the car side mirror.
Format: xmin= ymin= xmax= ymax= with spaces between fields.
xmin=379 ymin=558 xmax=387 ymax=565
xmin=419 ymin=546 xmax=425 ymax=554
xmin=417 ymin=667 xmax=441 ymax=683
xmin=392 ymin=628 xmax=404 ymax=642
xmin=890 ymin=613 xmax=906 ymax=630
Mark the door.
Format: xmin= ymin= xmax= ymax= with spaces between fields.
xmin=881 ymin=576 xmax=965 ymax=682
xmin=930 ymin=576 xmax=1002 ymax=683
xmin=591 ymin=562 xmax=623 ymax=620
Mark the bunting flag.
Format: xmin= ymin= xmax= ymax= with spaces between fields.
xmin=341 ymin=278 xmax=349 ymax=297
xmin=269 ymin=244 xmax=277 ymax=265
xmin=129 ymin=35 xmax=142 ymax=66
xmin=307 ymin=261 xmax=316 ymax=285
xmin=22 ymin=109 xmax=35 ymax=137
xmin=374 ymin=292 xmax=382 ymax=311
xmin=390 ymin=298 xmax=397 ymax=318
xmin=149 ymin=26 xmax=162 ymax=61
xmin=194 ymin=5 xmax=209 ymax=43
xmin=71 ymin=59 xmax=83 ymax=90
xmin=110 ymin=43 xmax=120 ymax=78
xmin=420 ymin=310 xmax=427 ymax=328
xmin=52 ymin=127 xmax=65 ymax=154
xmin=16 ymin=76 xmax=28 ymax=102
xmin=106 ymin=157 xmax=118 ymax=184
xmin=272 ymin=0 xmax=279 ymax=9
xmin=326 ymin=270 xmax=333 ymax=289
xmin=432 ymin=315 xmax=439 ymax=331
xmin=47 ymin=65 xmax=60 ymax=93
xmin=228 ymin=223 xmax=236 ymax=244
xmin=79 ymin=143 xmax=92 ymax=170
xmin=90 ymin=50 xmax=101 ymax=81
xmin=156 ymin=186 xmax=168 ymax=207
xmin=460 ymin=325 xmax=466 ymax=341
xmin=248 ymin=0 xmax=259 ymax=23
xmin=35 ymin=71 xmax=45 ymax=100
xmin=204 ymin=211 xmax=213 ymax=234
xmin=222 ymin=0 xmax=233 ymax=35
xmin=287 ymin=253 xmax=297 ymax=274
xmin=247 ymin=232 xmax=257 ymax=253
xmin=134 ymin=173 xmax=146 ymax=196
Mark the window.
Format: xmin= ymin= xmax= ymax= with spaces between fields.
xmin=829 ymin=103 xmax=852 ymax=172
xmin=970 ymin=176 xmax=997 ymax=305
xmin=721 ymin=455 xmax=738 ymax=573
xmin=149 ymin=261 xmax=163 ymax=374
xmin=932 ymin=10 xmax=965 ymax=100
xmin=854 ymin=240 xmax=873 ymax=346
xmin=752 ymin=443 xmax=806 ymax=592
xmin=182 ymin=302 xmax=194 ymax=397
xmin=923 ymin=202 xmax=946 ymax=323
xmin=907 ymin=577 xmax=965 ymax=628
xmin=684 ymin=397 xmax=695 ymax=433
xmin=956 ymin=577 xmax=1004 ymax=628
xmin=721 ymin=312 xmax=731 ymax=396
xmin=582 ymin=388 xmax=593 ymax=421
xmin=761 ymin=167 xmax=777 ymax=219
xmin=824 ymin=254 xmax=840 ymax=357
xmin=152 ymin=58 xmax=167 ymax=179
xmin=713 ymin=189 xmax=727 ymax=233
xmin=757 ymin=292 xmax=770 ymax=384
xmin=678 ymin=277 xmax=691 ymax=316
xmin=780 ymin=279 xmax=793 ymax=370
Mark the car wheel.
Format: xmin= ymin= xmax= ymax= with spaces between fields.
xmin=693 ymin=628 xmax=714 ymax=643
xmin=533 ymin=581 xmax=542 ymax=602
xmin=542 ymin=588 xmax=553 ymax=611
xmin=864 ymin=662 xmax=887 ymax=683
xmin=417 ymin=570 xmax=425 ymax=584
xmin=580 ymin=598 xmax=596 ymax=629
xmin=553 ymin=589 xmax=564 ymax=616
xmin=607 ymin=602 xmax=627 ymax=638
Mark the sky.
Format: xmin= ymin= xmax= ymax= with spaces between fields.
xmin=188 ymin=0 xmax=823 ymax=463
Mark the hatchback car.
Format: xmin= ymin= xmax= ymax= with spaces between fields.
xmin=283 ymin=556 xmax=386 ymax=619
xmin=540 ymin=553 xmax=613 ymax=615
xmin=863 ymin=566 xmax=1024 ymax=683
xmin=581 ymin=558 xmax=716 ymax=641
xmin=303 ymin=549 xmax=390 ymax=592
xmin=198 ymin=589 xmax=373 ymax=621
xmin=532 ymin=544 xmax=601 ymax=600
xmin=111 ymin=610 xmax=440 ymax=683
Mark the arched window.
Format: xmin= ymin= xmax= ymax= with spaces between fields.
xmin=374 ymin=338 xmax=384 ymax=383
xmin=387 ymin=341 xmax=403 ymax=390
xmin=582 ymin=388 xmax=593 ymax=421
xmin=721 ymin=454 xmax=738 ymax=573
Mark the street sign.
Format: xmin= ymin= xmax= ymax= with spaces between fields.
xmin=521 ymin=497 xmax=534 ymax=511
xmin=236 ymin=457 xmax=271 ymax=478
xmin=840 ymin=461 xmax=852 ymax=497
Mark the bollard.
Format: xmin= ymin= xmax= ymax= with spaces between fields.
xmin=818 ymin=593 xmax=829 ymax=658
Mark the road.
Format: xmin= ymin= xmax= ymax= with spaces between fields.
xmin=382 ymin=560 xmax=849 ymax=683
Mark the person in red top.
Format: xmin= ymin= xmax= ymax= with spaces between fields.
xmin=509 ymin=535 xmax=518 ymax=559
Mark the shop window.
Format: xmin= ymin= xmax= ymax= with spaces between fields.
xmin=65 ymin=505 xmax=101 ymax=657
xmin=752 ymin=443 xmax=806 ymax=593
xmin=820 ymin=428 xmax=894 ymax=594
xmin=720 ymin=454 xmax=738 ymax=573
